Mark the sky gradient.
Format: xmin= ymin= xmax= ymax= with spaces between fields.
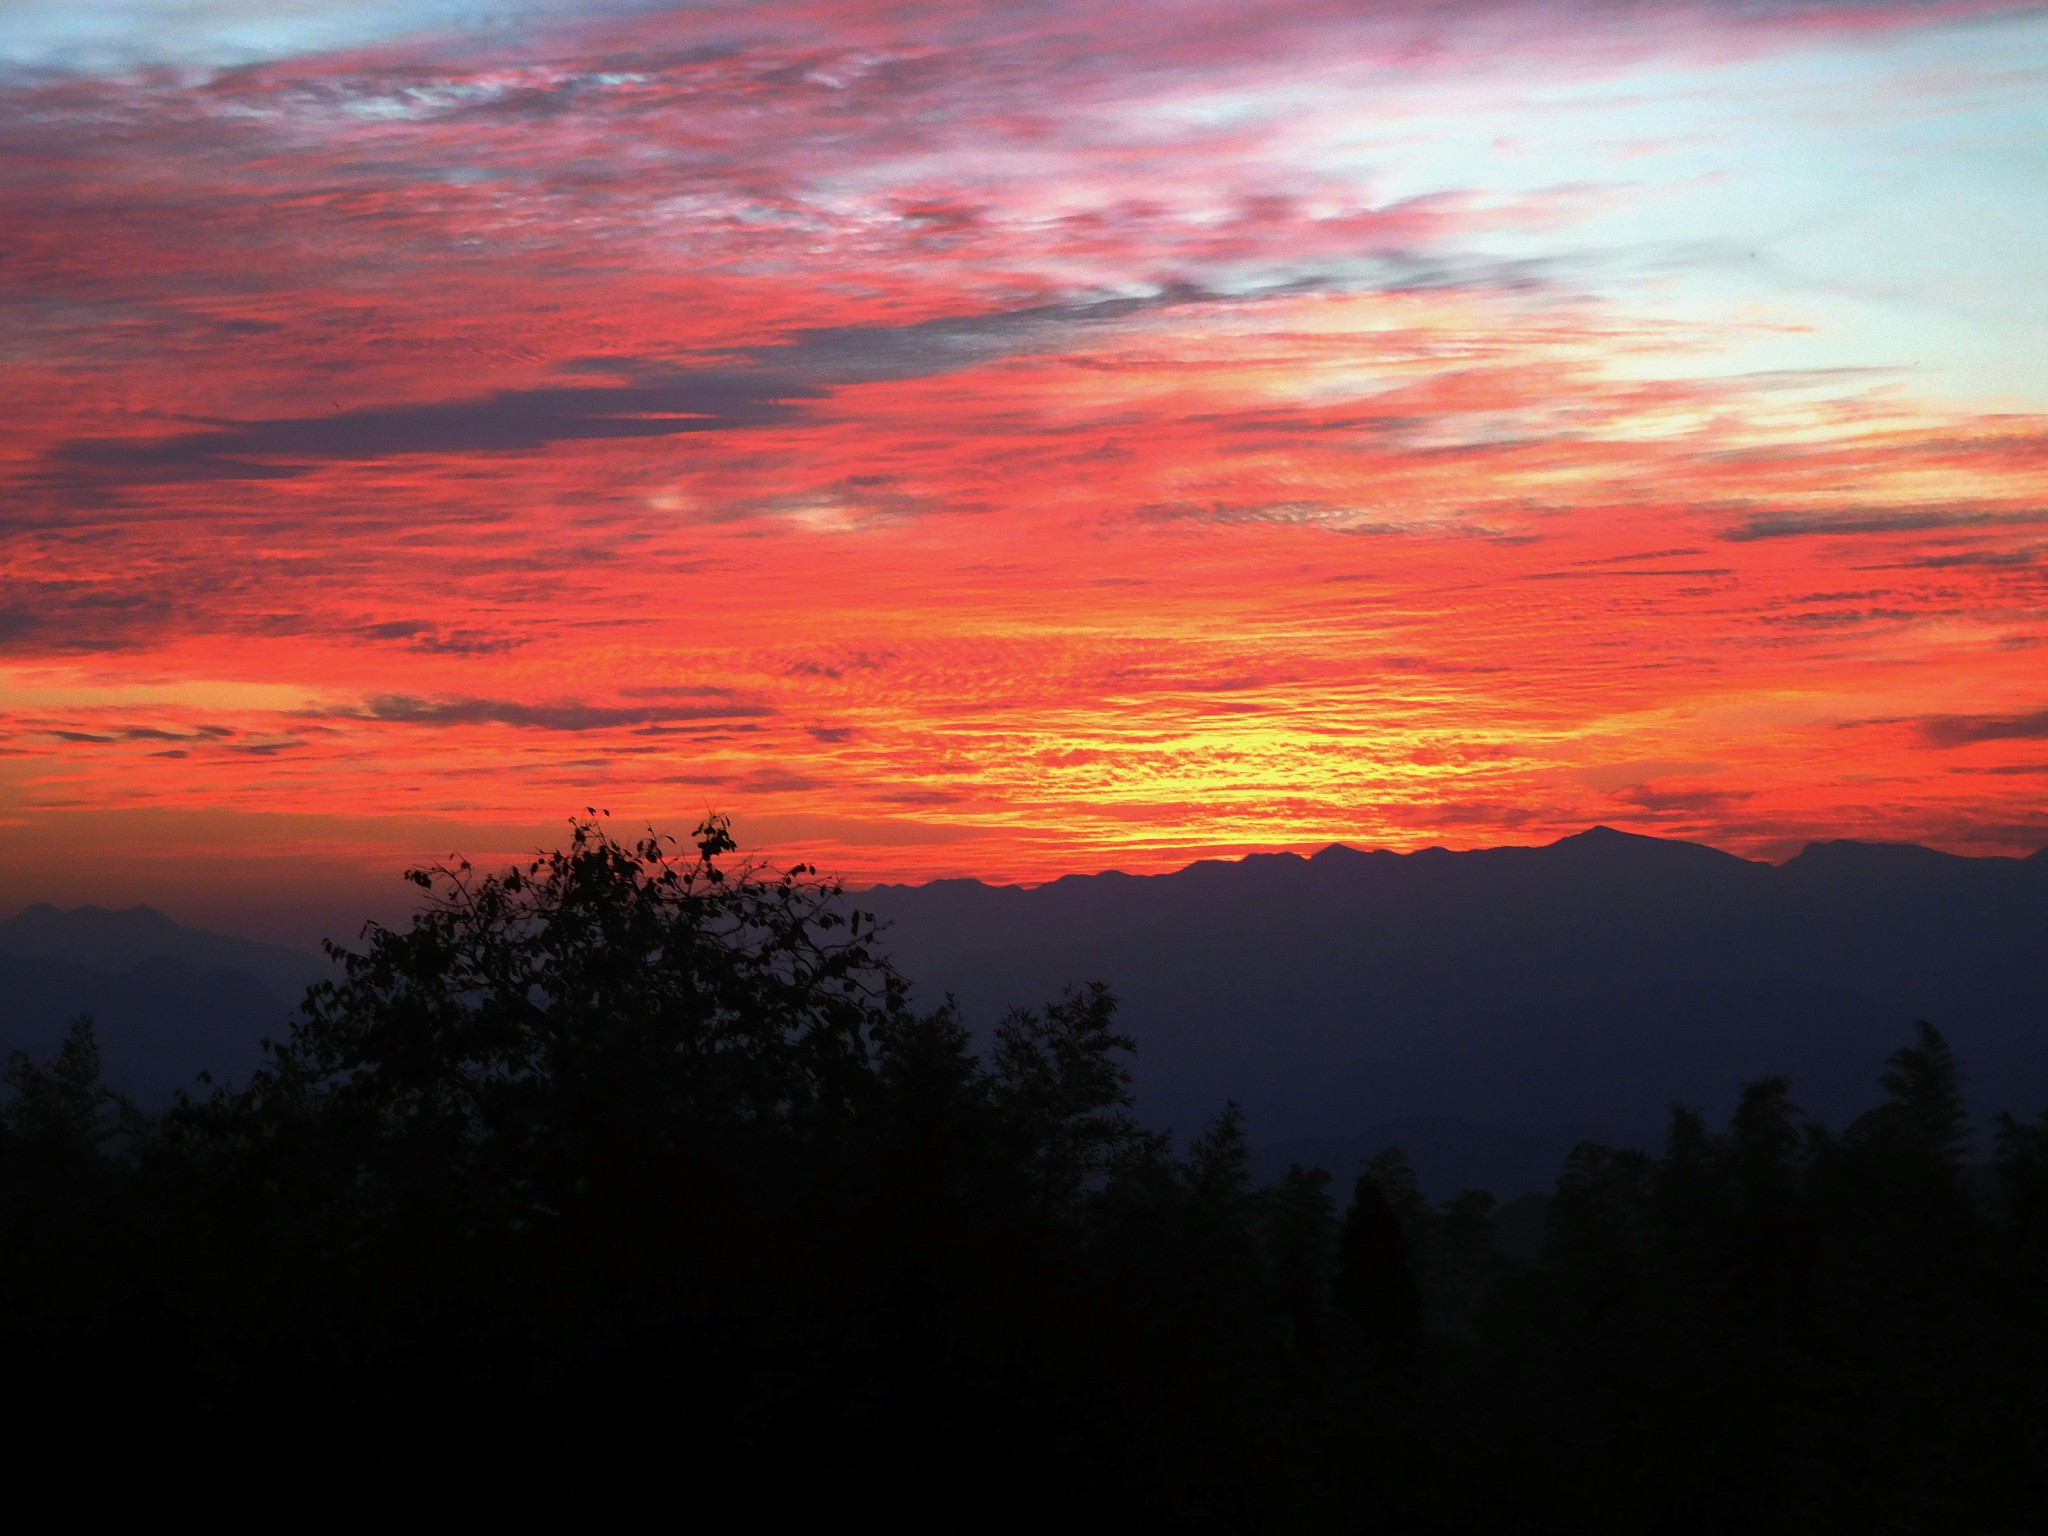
xmin=4 ymin=0 xmax=2046 ymax=936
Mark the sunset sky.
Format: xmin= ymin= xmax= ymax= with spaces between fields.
xmin=4 ymin=0 xmax=2045 ymax=940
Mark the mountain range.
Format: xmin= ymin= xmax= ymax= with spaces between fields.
xmin=0 ymin=903 xmax=331 ymax=1104
xmin=4 ymin=828 xmax=2043 ymax=1193
xmin=860 ymin=828 xmax=2048 ymax=1192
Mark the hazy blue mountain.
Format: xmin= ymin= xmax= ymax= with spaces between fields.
xmin=860 ymin=827 xmax=2048 ymax=1194
xmin=5 ymin=831 xmax=2044 ymax=1191
xmin=0 ymin=903 xmax=331 ymax=1104
xmin=0 ymin=951 xmax=290 ymax=1105
xmin=0 ymin=902 xmax=332 ymax=1002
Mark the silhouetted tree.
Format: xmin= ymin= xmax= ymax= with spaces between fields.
xmin=989 ymin=982 xmax=1158 ymax=1213
xmin=1878 ymin=1020 xmax=1970 ymax=1163
xmin=1995 ymin=1108 xmax=2048 ymax=1265
xmin=2 ymin=1015 xmax=122 ymax=1151
xmin=189 ymin=814 xmax=906 ymax=1237
xmin=1261 ymin=1162 xmax=1337 ymax=1355
xmin=1336 ymin=1163 xmax=1421 ymax=1375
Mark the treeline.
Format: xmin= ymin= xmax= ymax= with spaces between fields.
xmin=4 ymin=819 xmax=2046 ymax=1528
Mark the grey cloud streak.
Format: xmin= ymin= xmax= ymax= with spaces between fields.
xmin=1721 ymin=507 xmax=2048 ymax=541
xmin=1917 ymin=709 xmax=2048 ymax=748
xmin=49 ymin=370 xmax=820 ymax=484
xmin=352 ymin=694 xmax=773 ymax=730
xmin=44 ymin=291 xmax=1189 ymax=486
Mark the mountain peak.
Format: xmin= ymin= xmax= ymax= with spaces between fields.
xmin=1309 ymin=842 xmax=1375 ymax=863
xmin=1554 ymin=824 xmax=1662 ymax=847
xmin=1544 ymin=825 xmax=1758 ymax=867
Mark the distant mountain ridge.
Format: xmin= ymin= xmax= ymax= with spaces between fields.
xmin=0 ymin=904 xmax=331 ymax=1105
xmin=0 ymin=951 xmax=292 ymax=1105
xmin=3 ymin=830 xmax=2044 ymax=1190
xmin=859 ymin=827 xmax=2048 ymax=1193
xmin=0 ymin=902 xmax=332 ymax=1001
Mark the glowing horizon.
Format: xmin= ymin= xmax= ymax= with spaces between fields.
xmin=4 ymin=0 xmax=2046 ymax=927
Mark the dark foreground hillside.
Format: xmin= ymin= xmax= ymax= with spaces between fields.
xmin=5 ymin=819 xmax=2046 ymax=1528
